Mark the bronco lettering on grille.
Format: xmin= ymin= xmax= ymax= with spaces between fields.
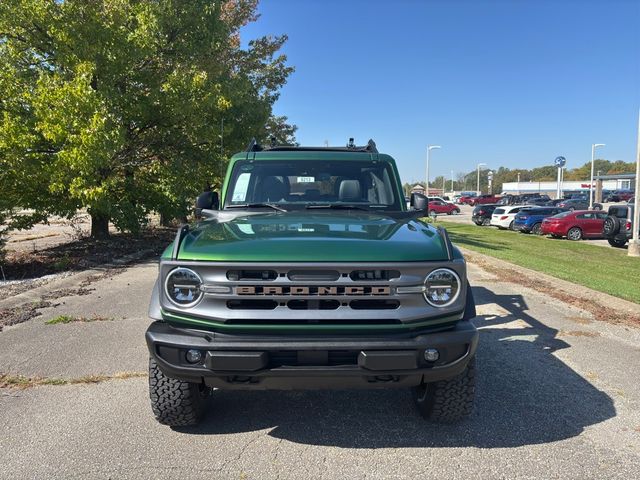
xmin=236 ymin=286 xmax=391 ymax=296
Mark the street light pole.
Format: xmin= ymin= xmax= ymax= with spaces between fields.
xmin=425 ymin=145 xmax=441 ymax=197
xmin=451 ymin=170 xmax=454 ymax=193
xmin=589 ymin=143 xmax=605 ymax=209
xmin=629 ymin=111 xmax=640 ymax=257
xmin=477 ymin=163 xmax=487 ymax=195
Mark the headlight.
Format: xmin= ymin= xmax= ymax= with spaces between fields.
xmin=423 ymin=268 xmax=461 ymax=307
xmin=165 ymin=268 xmax=203 ymax=307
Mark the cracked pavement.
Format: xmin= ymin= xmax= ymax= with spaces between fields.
xmin=0 ymin=260 xmax=639 ymax=479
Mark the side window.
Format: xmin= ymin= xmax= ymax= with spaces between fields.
xmin=577 ymin=213 xmax=592 ymax=219
xmin=596 ymin=212 xmax=608 ymax=220
xmin=511 ymin=207 xmax=521 ymax=213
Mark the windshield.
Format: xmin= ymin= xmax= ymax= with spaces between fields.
xmin=224 ymin=160 xmax=402 ymax=210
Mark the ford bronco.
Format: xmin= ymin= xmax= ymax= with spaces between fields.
xmin=146 ymin=139 xmax=479 ymax=426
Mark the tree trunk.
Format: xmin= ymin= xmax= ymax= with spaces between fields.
xmin=90 ymin=213 xmax=110 ymax=239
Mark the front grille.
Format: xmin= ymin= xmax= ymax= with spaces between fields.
xmin=225 ymin=318 xmax=401 ymax=325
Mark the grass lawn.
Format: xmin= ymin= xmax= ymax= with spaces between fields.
xmin=438 ymin=221 xmax=640 ymax=304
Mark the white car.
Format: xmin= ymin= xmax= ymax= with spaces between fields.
xmin=490 ymin=205 xmax=531 ymax=230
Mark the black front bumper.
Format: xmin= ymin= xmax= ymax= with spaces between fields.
xmin=145 ymin=320 xmax=479 ymax=390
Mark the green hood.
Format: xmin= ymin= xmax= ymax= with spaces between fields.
xmin=175 ymin=212 xmax=449 ymax=262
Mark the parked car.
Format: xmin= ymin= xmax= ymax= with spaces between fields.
xmin=541 ymin=210 xmax=607 ymax=240
xmin=556 ymin=198 xmax=602 ymax=211
xmin=428 ymin=196 xmax=454 ymax=205
xmin=469 ymin=194 xmax=501 ymax=206
xmin=603 ymin=204 xmax=635 ymax=248
xmin=472 ymin=204 xmax=500 ymax=226
xmin=628 ymin=196 xmax=635 ymax=205
xmin=547 ymin=199 xmax=565 ymax=206
xmin=513 ymin=207 xmax=566 ymax=234
xmin=428 ymin=200 xmax=460 ymax=215
xmin=490 ymin=205 xmax=531 ymax=230
xmin=458 ymin=192 xmax=478 ymax=204
xmin=525 ymin=195 xmax=551 ymax=206
xmin=603 ymin=189 xmax=634 ymax=202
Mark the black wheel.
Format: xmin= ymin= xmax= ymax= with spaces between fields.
xmin=593 ymin=204 xmax=602 ymax=211
xmin=412 ymin=356 xmax=476 ymax=422
xmin=454 ymin=208 xmax=460 ymax=215
xmin=531 ymin=222 xmax=543 ymax=235
xmin=429 ymin=210 xmax=437 ymax=216
xmin=508 ymin=220 xmax=515 ymax=230
xmin=607 ymin=237 xmax=627 ymax=248
xmin=447 ymin=210 xmax=452 ymax=215
xmin=569 ymin=207 xmax=575 ymax=212
xmin=149 ymin=358 xmax=210 ymax=427
xmin=567 ymin=227 xmax=582 ymax=241
xmin=482 ymin=218 xmax=491 ymax=226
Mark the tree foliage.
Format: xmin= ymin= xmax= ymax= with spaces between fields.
xmin=0 ymin=0 xmax=294 ymax=238
xmin=260 ymin=114 xmax=298 ymax=147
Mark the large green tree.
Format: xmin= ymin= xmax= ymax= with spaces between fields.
xmin=0 ymin=0 xmax=293 ymax=238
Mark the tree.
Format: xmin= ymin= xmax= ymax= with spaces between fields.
xmin=0 ymin=0 xmax=293 ymax=238
xmin=260 ymin=115 xmax=298 ymax=146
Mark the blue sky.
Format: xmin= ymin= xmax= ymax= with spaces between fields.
xmin=241 ymin=0 xmax=640 ymax=184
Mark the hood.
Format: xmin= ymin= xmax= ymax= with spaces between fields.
xmin=176 ymin=211 xmax=449 ymax=262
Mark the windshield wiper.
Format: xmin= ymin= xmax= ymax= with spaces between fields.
xmin=306 ymin=204 xmax=371 ymax=211
xmin=227 ymin=203 xmax=288 ymax=212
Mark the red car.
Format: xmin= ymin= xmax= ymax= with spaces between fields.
xmin=541 ymin=210 xmax=607 ymax=240
xmin=428 ymin=200 xmax=460 ymax=215
xmin=469 ymin=194 xmax=501 ymax=206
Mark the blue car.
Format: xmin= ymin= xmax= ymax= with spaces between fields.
xmin=513 ymin=207 xmax=566 ymax=234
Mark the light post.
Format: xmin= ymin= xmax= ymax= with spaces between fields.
xmin=589 ymin=143 xmax=605 ymax=209
xmin=476 ymin=163 xmax=487 ymax=195
xmin=451 ymin=170 xmax=454 ymax=193
xmin=630 ymin=111 xmax=640 ymax=257
xmin=425 ymin=145 xmax=441 ymax=197
xmin=517 ymin=172 xmax=520 ymax=194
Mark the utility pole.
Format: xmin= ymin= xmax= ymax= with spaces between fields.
xmin=629 ymin=111 xmax=640 ymax=257
xmin=426 ymin=145 xmax=441 ymax=197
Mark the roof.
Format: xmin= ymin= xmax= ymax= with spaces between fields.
xmin=246 ymin=138 xmax=378 ymax=154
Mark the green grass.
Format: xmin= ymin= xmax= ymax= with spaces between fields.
xmin=439 ymin=221 xmax=640 ymax=304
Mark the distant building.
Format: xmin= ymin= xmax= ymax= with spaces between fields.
xmin=410 ymin=183 xmax=444 ymax=196
xmin=501 ymin=174 xmax=635 ymax=199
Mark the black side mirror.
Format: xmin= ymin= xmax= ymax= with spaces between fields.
xmin=195 ymin=190 xmax=219 ymax=218
xmin=410 ymin=193 xmax=429 ymax=211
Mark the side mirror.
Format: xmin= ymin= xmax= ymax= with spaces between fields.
xmin=195 ymin=190 xmax=219 ymax=218
xmin=410 ymin=192 xmax=429 ymax=211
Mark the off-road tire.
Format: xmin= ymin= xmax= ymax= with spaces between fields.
xmin=603 ymin=216 xmax=620 ymax=236
xmin=567 ymin=227 xmax=582 ymax=241
xmin=607 ymin=237 xmax=627 ymax=248
xmin=412 ymin=356 xmax=476 ymax=422
xmin=531 ymin=222 xmax=543 ymax=235
xmin=149 ymin=358 xmax=210 ymax=427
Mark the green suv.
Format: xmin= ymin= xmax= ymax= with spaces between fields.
xmin=146 ymin=139 xmax=479 ymax=426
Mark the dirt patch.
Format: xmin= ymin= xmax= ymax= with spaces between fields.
xmin=0 ymin=301 xmax=53 ymax=332
xmin=1 ymin=227 xmax=173 ymax=281
xmin=558 ymin=330 xmax=600 ymax=338
xmin=566 ymin=316 xmax=594 ymax=325
xmin=0 ymin=371 xmax=147 ymax=390
xmin=465 ymin=253 xmax=640 ymax=328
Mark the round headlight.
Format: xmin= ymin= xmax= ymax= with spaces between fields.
xmin=165 ymin=268 xmax=203 ymax=307
xmin=423 ymin=268 xmax=461 ymax=307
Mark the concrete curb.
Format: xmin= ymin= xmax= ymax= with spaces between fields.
xmin=459 ymin=246 xmax=640 ymax=318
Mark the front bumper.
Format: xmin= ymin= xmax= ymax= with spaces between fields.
xmin=513 ymin=222 xmax=529 ymax=232
xmin=145 ymin=320 xmax=479 ymax=390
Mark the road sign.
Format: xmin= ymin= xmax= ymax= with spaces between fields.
xmin=554 ymin=156 xmax=566 ymax=168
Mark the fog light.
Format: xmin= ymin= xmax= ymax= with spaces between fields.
xmin=424 ymin=348 xmax=440 ymax=362
xmin=186 ymin=349 xmax=203 ymax=364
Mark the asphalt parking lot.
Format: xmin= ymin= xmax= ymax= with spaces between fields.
xmin=1 ymin=260 xmax=639 ymax=479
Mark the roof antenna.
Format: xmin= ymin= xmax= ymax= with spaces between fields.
xmin=347 ymin=138 xmax=355 ymax=149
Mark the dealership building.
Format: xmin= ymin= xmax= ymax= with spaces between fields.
xmin=501 ymin=173 xmax=635 ymax=198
